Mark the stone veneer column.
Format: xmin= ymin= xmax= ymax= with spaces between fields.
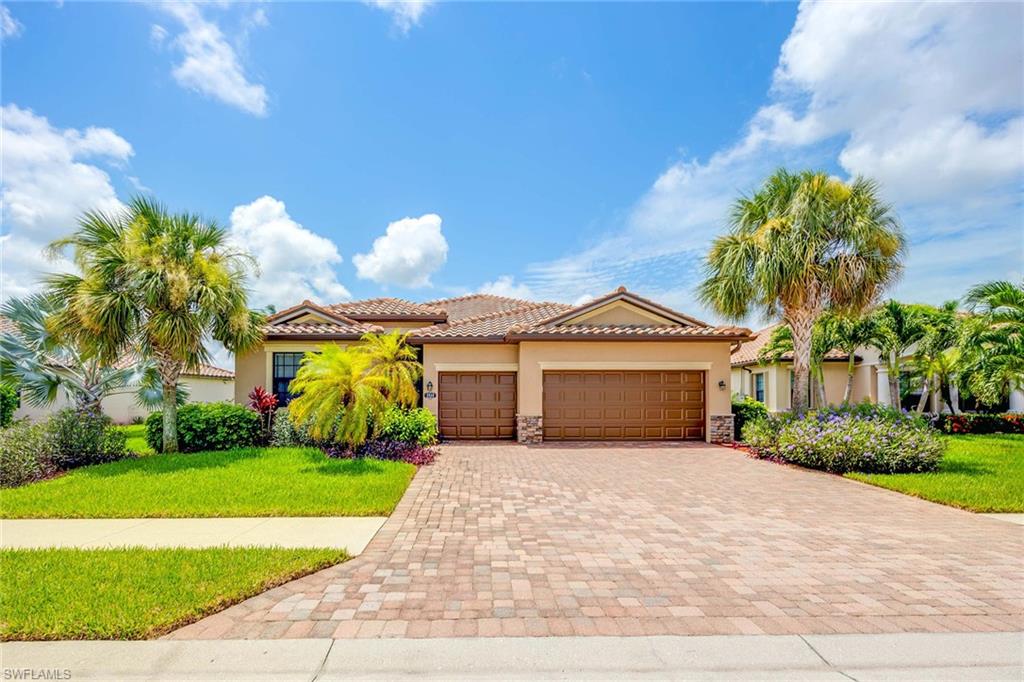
xmin=709 ymin=414 xmax=734 ymax=444
xmin=516 ymin=415 xmax=542 ymax=444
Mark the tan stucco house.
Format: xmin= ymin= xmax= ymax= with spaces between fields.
xmin=235 ymin=288 xmax=751 ymax=443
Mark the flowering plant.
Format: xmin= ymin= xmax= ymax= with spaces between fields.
xmin=324 ymin=439 xmax=438 ymax=466
xmin=934 ymin=413 xmax=1023 ymax=435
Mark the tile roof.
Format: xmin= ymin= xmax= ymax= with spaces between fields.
xmin=264 ymin=321 xmax=381 ymax=338
xmin=327 ymin=297 xmax=446 ymax=320
xmin=0 ymin=316 xmax=16 ymax=336
xmin=730 ymin=324 xmax=853 ymax=365
xmin=426 ymin=294 xmax=537 ymax=322
xmin=187 ymin=363 xmax=234 ymax=379
xmin=411 ymin=302 xmax=573 ymax=340
xmin=509 ymin=323 xmax=752 ymax=339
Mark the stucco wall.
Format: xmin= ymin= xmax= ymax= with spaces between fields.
xmin=420 ymin=343 xmax=520 ymax=417
xmin=234 ymin=341 xmax=349 ymax=404
xmin=517 ymin=340 xmax=733 ymax=441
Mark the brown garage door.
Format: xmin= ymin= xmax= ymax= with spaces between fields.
xmin=438 ymin=372 xmax=517 ymax=440
xmin=543 ymin=370 xmax=705 ymax=440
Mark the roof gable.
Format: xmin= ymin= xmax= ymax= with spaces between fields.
xmin=537 ymin=287 xmax=708 ymax=328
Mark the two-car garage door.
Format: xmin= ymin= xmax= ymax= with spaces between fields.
xmin=439 ymin=369 xmax=706 ymax=441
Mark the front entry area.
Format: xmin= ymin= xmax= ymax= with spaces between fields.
xmin=542 ymin=370 xmax=706 ymax=440
xmin=438 ymin=371 xmax=517 ymax=440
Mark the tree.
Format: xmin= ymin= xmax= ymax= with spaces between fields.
xmin=46 ymin=197 xmax=264 ymax=452
xmin=959 ymin=280 xmax=1024 ymax=407
xmin=827 ymin=313 xmax=877 ymax=403
xmin=869 ymin=300 xmax=927 ymax=407
xmin=0 ymin=293 xmax=173 ymax=413
xmin=908 ymin=301 xmax=961 ymax=414
xmin=355 ymin=331 xmax=421 ymax=407
xmin=757 ymin=322 xmax=837 ymax=408
xmin=286 ymin=345 xmax=391 ymax=448
xmin=699 ymin=169 xmax=905 ymax=414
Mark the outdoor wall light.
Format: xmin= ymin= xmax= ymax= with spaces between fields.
xmin=426 ymin=381 xmax=433 ymax=393
xmin=718 ymin=380 xmax=727 ymax=390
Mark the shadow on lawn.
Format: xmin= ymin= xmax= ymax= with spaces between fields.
xmin=75 ymin=448 xmax=268 ymax=478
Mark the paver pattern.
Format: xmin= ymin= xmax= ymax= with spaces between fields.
xmin=168 ymin=443 xmax=1023 ymax=640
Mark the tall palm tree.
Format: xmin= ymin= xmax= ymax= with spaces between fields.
xmin=869 ymin=300 xmax=927 ymax=407
xmin=699 ymin=169 xmax=905 ymax=414
xmin=827 ymin=312 xmax=876 ymax=403
xmin=959 ymin=280 xmax=1024 ymax=407
xmin=909 ymin=301 xmax=961 ymax=413
xmin=45 ymin=196 xmax=264 ymax=452
xmin=355 ymin=331 xmax=421 ymax=407
xmin=287 ymin=345 xmax=391 ymax=448
xmin=0 ymin=293 xmax=174 ymax=412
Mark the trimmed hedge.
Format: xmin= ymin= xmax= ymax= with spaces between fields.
xmin=374 ymin=406 xmax=438 ymax=446
xmin=731 ymin=395 xmax=768 ymax=440
xmin=744 ymin=403 xmax=945 ymax=474
xmin=146 ymin=402 xmax=261 ymax=453
xmin=933 ymin=412 xmax=1023 ymax=435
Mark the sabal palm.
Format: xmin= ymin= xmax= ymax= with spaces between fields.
xmin=46 ymin=196 xmax=264 ymax=452
xmin=287 ymin=345 xmax=391 ymax=448
xmin=869 ymin=300 xmax=927 ymax=407
xmin=757 ymin=318 xmax=840 ymax=407
xmin=0 ymin=293 xmax=174 ymax=412
xmin=355 ymin=331 xmax=421 ymax=407
xmin=959 ymin=280 xmax=1024 ymax=406
xmin=699 ymin=169 xmax=905 ymax=414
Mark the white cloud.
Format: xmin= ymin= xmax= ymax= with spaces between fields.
xmin=157 ymin=3 xmax=268 ymax=116
xmin=150 ymin=24 xmax=168 ymax=47
xmin=478 ymin=275 xmax=534 ymax=300
xmin=514 ymin=1 xmax=1024 ymax=318
xmin=0 ymin=104 xmax=132 ymax=299
xmin=228 ymin=196 xmax=350 ymax=309
xmin=353 ymin=213 xmax=448 ymax=288
xmin=0 ymin=5 xmax=22 ymax=39
xmin=364 ymin=0 xmax=433 ymax=34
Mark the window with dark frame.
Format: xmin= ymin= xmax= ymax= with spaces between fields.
xmin=754 ymin=373 xmax=765 ymax=403
xmin=272 ymin=352 xmax=304 ymax=406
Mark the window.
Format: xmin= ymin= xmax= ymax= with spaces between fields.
xmin=754 ymin=373 xmax=765 ymax=403
xmin=272 ymin=352 xmax=304 ymax=406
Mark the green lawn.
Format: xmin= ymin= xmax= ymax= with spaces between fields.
xmin=114 ymin=423 xmax=153 ymax=455
xmin=0 ymin=447 xmax=416 ymax=518
xmin=0 ymin=547 xmax=347 ymax=640
xmin=847 ymin=434 xmax=1024 ymax=512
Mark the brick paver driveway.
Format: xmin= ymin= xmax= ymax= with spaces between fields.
xmin=169 ymin=443 xmax=1023 ymax=640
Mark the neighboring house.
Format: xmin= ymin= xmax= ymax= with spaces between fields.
xmin=13 ymin=363 xmax=235 ymax=424
xmin=235 ymin=287 xmax=751 ymax=443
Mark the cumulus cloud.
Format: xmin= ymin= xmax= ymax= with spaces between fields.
xmin=1 ymin=104 xmax=132 ymax=299
xmin=1 ymin=4 xmax=23 ymax=39
xmin=228 ymin=196 xmax=350 ymax=308
xmin=516 ymin=1 xmax=1024 ymax=316
xmin=364 ymin=0 xmax=433 ymax=34
xmin=157 ymin=3 xmax=269 ymax=116
xmin=353 ymin=213 xmax=448 ymax=288
xmin=478 ymin=275 xmax=534 ymax=300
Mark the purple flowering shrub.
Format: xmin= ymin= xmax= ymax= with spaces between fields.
xmin=324 ymin=440 xmax=438 ymax=466
xmin=744 ymin=404 xmax=944 ymax=474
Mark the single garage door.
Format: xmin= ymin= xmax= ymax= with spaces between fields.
xmin=543 ymin=370 xmax=705 ymax=440
xmin=438 ymin=372 xmax=517 ymax=440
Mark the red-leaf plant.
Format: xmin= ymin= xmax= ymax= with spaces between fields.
xmin=248 ymin=386 xmax=278 ymax=442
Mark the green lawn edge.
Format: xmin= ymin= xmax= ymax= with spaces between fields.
xmin=0 ymin=546 xmax=349 ymax=641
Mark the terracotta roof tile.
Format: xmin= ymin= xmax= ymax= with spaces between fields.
xmin=510 ymin=323 xmax=751 ymax=339
xmin=0 ymin=316 xmax=16 ymax=336
xmin=411 ymin=302 xmax=572 ymax=340
xmin=264 ymin=321 xmax=380 ymax=338
xmin=327 ymin=298 xmax=446 ymax=320
xmin=427 ymin=294 xmax=537 ymax=322
xmin=731 ymin=324 xmax=853 ymax=365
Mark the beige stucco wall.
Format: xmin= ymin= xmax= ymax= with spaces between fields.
xmin=517 ymin=340 xmax=733 ymax=442
xmin=234 ymin=341 xmax=349 ymax=404
xmin=566 ymin=301 xmax=676 ymax=326
xmin=734 ymin=360 xmax=878 ymax=412
xmin=420 ymin=343 xmax=520 ymax=417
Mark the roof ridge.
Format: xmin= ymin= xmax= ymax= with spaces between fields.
xmin=266 ymin=299 xmax=363 ymax=326
xmin=435 ymin=300 xmax=558 ymax=328
xmin=426 ymin=292 xmax=543 ymax=307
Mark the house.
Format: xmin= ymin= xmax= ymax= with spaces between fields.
xmin=235 ymin=288 xmax=751 ymax=443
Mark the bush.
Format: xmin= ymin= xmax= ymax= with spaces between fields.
xmin=47 ymin=408 xmax=129 ymax=470
xmin=146 ymin=402 xmax=261 ymax=453
xmin=373 ymin=406 xmax=438 ymax=446
xmin=731 ymin=395 xmax=768 ymax=440
xmin=0 ymin=385 xmax=18 ymax=428
xmin=933 ymin=412 xmax=1024 ymax=435
xmin=0 ymin=421 xmax=57 ymax=487
xmin=269 ymin=407 xmax=320 ymax=448
xmin=744 ymin=404 xmax=944 ymax=474
xmin=325 ymin=440 xmax=438 ymax=466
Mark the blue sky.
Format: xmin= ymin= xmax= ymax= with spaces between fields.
xmin=2 ymin=1 xmax=1022 ymax=324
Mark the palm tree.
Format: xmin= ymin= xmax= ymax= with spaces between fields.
xmin=45 ymin=196 xmax=264 ymax=452
xmin=355 ymin=331 xmax=421 ymax=407
xmin=959 ymin=280 xmax=1024 ymax=407
xmin=908 ymin=301 xmax=961 ymax=413
xmin=869 ymin=300 xmax=927 ymax=407
xmin=827 ymin=313 xmax=876 ymax=403
xmin=0 ymin=293 xmax=174 ymax=412
xmin=286 ymin=345 xmax=391 ymax=448
xmin=698 ymin=169 xmax=905 ymax=414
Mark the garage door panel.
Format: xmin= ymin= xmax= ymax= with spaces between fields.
xmin=439 ymin=372 xmax=516 ymax=440
xmin=543 ymin=370 xmax=705 ymax=441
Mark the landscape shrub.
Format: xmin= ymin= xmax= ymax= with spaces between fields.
xmin=744 ymin=404 xmax=944 ymax=474
xmin=0 ymin=421 xmax=57 ymax=487
xmin=248 ymin=386 xmax=278 ymax=444
xmin=373 ymin=406 xmax=438 ymax=446
xmin=146 ymin=402 xmax=261 ymax=453
xmin=0 ymin=384 xmax=18 ymax=428
xmin=933 ymin=412 xmax=1023 ymax=435
xmin=325 ymin=440 xmax=438 ymax=466
xmin=731 ymin=395 xmax=768 ymax=440
xmin=47 ymin=408 xmax=129 ymax=470
xmin=269 ymin=407 xmax=320 ymax=447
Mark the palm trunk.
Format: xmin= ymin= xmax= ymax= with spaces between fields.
xmin=887 ymin=352 xmax=900 ymax=408
xmin=787 ymin=309 xmax=814 ymax=416
xmin=154 ymin=350 xmax=183 ymax=453
xmin=915 ymin=377 xmax=930 ymax=414
xmin=843 ymin=354 xmax=855 ymax=404
xmin=815 ymin=366 xmax=827 ymax=407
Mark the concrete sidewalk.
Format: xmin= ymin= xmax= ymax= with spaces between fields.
xmin=2 ymin=632 xmax=1020 ymax=680
xmin=0 ymin=517 xmax=386 ymax=552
